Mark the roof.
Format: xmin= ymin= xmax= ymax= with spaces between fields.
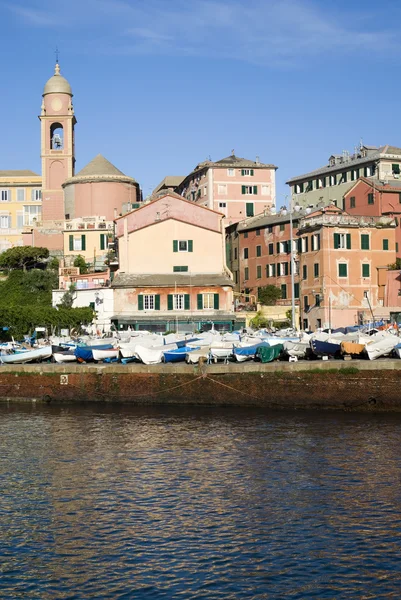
xmin=111 ymin=273 xmax=234 ymax=288
xmin=43 ymin=63 xmax=72 ymax=96
xmin=178 ymin=154 xmax=277 ymax=188
xmin=63 ymin=154 xmax=137 ymax=186
xmin=344 ymin=177 xmax=401 ymax=195
xmin=152 ymin=175 xmax=186 ymax=195
xmin=287 ymin=145 xmax=401 ymax=184
xmin=0 ymin=170 xmax=40 ymax=178
xmin=237 ymin=207 xmax=315 ymax=232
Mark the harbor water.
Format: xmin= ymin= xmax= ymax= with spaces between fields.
xmin=1 ymin=403 xmax=401 ymax=598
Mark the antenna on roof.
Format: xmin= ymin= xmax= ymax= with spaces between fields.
xmin=231 ymin=149 xmax=235 ymax=156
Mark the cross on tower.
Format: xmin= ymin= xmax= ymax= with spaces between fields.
xmin=55 ymin=46 xmax=59 ymax=63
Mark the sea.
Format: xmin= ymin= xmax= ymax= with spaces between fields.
xmin=1 ymin=402 xmax=401 ymax=599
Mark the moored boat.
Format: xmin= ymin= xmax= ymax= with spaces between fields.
xmin=0 ymin=345 xmax=52 ymax=364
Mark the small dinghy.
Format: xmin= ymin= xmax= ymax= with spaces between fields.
xmin=53 ymin=350 xmax=77 ymax=363
xmin=92 ymin=348 xmax=119 ymax=362
xmin=163 ymin=346 xmax=200 ymax=363
xmin=0 ymin=345 xmax=52 ymax=364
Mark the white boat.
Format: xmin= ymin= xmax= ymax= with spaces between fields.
xmin=283 ymin=340 xmax=310 ymax=358
xmin=92 ymin=348 xmax=119 ymax=361
xmin=210 ymin=342 xmax=235 ymax=360
xmin=365 ymin=334 xmax=400 ymax=360
xmin=0 ymin=346 xmax=52 ymax=364
xmin=135 ymin=345 xmax=165 ymax=365
xmin=186 ymin=348 xmax=210 ymax=364
xmin=53 ymin=351 xmax=77 ymax=363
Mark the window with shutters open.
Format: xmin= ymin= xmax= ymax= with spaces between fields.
xmin=334 ymin=233 xmax=351 ymax=249
xmin=173 ymin=240 xmax=193 ymax=252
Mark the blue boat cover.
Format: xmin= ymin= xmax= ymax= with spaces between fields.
xmin=234 ymin=342 xmax=270 ymax=357
xmin=75 ymin=344 xmax=113 ymax=361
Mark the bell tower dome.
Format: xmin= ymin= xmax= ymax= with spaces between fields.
xmin=39 ymin=62 xmax=76 ymax=222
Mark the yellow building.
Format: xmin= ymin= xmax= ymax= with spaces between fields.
xmin=63 ymin=216 xmax=114 ymax=268
xmin=0 ymin=170 xmax=42 ymax=251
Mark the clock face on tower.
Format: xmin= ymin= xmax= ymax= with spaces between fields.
xmin=51 ymin=97 xmax=62 ymax=112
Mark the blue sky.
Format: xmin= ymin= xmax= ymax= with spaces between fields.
xmin=1 ymin=0 xmax=400 ymax=205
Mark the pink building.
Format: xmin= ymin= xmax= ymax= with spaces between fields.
xmin=112 ymin=192 xmax=239 ymax=332
xmin=159 ymin=154 xmax=277 ymax=226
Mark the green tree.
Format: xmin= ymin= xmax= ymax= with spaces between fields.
xmin=58 ymin=284 xmax=76 ymax=309
xmin=249 ymin=311 xmax=269 ymax=329
xmin=0 ymin=246 xmax=49 ymax=271
xmin=24 ymin=269 xmax=58 ymax=294
xmin=73 ymin=255 xmax=88 ymax=274
xmin=388 ymin=258 xmax=401 ymax=270
xmin=48 ymin=256 xmax=60 ymax=271
xmin=258 ymin=285 xmax=282 ymax=306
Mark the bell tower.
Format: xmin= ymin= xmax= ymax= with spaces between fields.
xmin=40 ymin=62 xmax=76 ymax=221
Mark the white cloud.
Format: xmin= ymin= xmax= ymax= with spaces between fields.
xmin=5 ymin=0 xmax=398 ymax=66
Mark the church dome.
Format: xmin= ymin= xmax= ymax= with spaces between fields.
xmin=43 ymin=63 xmax=72 ymax=96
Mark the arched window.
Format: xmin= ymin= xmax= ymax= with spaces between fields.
xmin=50 ymin=123 xmax=64 ymax=149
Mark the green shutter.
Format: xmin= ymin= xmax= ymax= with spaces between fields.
xmin=214 ymin=293 xmax=219 ymax=309
xmin=167 ymin=294 xmax=173 ymax=310
xmin=246 ymin=203 xmax=254 ymax=217
xmin=383 ymin=239 xmax=389 ymax=250
xmin=138 ymin=295 xmax=143 ymax=310
xmin=361 ymin=234 xmax=370 ymax=250
xmin=81 ymin=235 xmax=86 ymax=251
xmin=197 ymin=294 xmax=203 ymax=310
xmin=173 ymin=240 xmax=178 ymax=252
xmin=188 ymin=240 xmax=193 ymax=252
xmin=294 ymin=283 xmax=299 ymax=299
xmin=241 ymin=169 xmax=245 ymax=176
xmin=346 ymin=233 xmax=351 ymax=249
xmin=242 ymin=185 xmax=246 ymax=194
xmin=338 ymin=263 xmax=348 ymax=277
xmin=334 ymin=233 xmax=340 ymax=249
xmin=362 ymin=264 xmax=370 ymax=278
xmin=250 ymin=169 xmax=254 ymax=176
xmin=100 ymin=234 xmax=105 ymax=250
xmin=253 ymin=186 xmax=257 ymax=195
xmin=69 ymin=235 xmax=73 ymax=251
xmin=155 ymin=295 xmax=160 ymax=310
xmin=184 ymin=294 xmax=190 ymax=310
xmin=272 ymin=264 xmax=276 ymax=277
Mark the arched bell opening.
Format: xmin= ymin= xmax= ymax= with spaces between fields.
xmin=50 ymin=122 xmax=64 ymax=149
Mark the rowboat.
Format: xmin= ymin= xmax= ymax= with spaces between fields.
xmin=53 ymin=351 xmax=77 ymax=363
xmin=234 ymin=342 xmax=270 ymax=362
xmin=0 ymin=345 xmax=52 ymax=364
xmin=365 ymin=335 xmax=399 ymax=360
xmin=163 ymin=346 xmax=200 ymax=363
xmin=92 ymin=348 xmax=119 ymax=361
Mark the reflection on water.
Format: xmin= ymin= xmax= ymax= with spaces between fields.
xmin=1 ymin=403 xmax=401 ymax=598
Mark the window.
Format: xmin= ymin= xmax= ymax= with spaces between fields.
xmin=338 ymin=263 xmax=348 ymax=277
xmin=281 ymin=284 xmax=287 ymax=300
xmin=0 ymin=216 xmax=10 ymax=229
xmin=173 ymin=266 xmax=188 ymax=272
xmin=204 ymin=187 xmax=207 ymax=196
xmin=17 ymin=212 xmax=23 ymax=228
xmin=227 ymin=168 xmax=235 ymax=176
xmin=17 ymin=189 xmax=25 ymax=202
xmin=361 ymin=234 xmax=370 ymax=250
xmin=306 ymin=180 xmax=313 ymax=192
xmin=362 ymin=264 xmax=370 ymax=278
xmin=302 ymin=265 xmax=307 ymax=280
xmin=24 ymin=205 xmax=41 ymax=225
xmin=256 ymin=229 xmax=260 ymax=236
xmin=311 ymin=234 xmax=320 ymax=251
xmin=280 ymin=223 xmax=285 ymax=231
xmin=301 ymin=237 xmax=309 ymax=253
xmin=202 ymin=293 xmax=214 ymax=309
xmin=218 ymin=184 xmax=227 ymax=195
xmin=257 ymin=265 xmax=262 ymax=279
xmin=267 ymin=225 xmax=273 ymax=233
xmin=173 ymin=240 xmax=193 ymax=252
xmin=173 ymin=294 xmax=185 ymax=310
xmin=368 ymin=193 xmax=374 ymax=205
xmin=100 ymin=233 xmax=107 ymax=251
xmin=269 ymin=264 xmax=276 ymax=277
xmin=314 ymin=263 xmax=319 ymax=278
xmin=234 ymin=247 xmax=237 ymax=260
xmin=242 ymin=186 xmax=258 ymax=195
xmin=144 ymin=295 xmax=155 ymax=310
xmin=256 ymin=245 xmax=261 ymax=257
xmin=294 ymin=283 xmax=300 ymax=299
xmin=244 ymin=231 xmax=248 ymax=238
xmin=392 ymin=163 xmax=400 ymax=175
xmin=0 ymin=190 xmax=10 ymax=202
xmin=268 ymin=243 xmax=273 ymax=255
xmin=69 ymin=234 xmax=86 ymax=252
xmin=383 ymin=239 xmax=389 ymax=250
xmin=31 ymin=189 xmax=42 ymax=201
xmin=261 ymin=185 xmax=269 ymax=195
xmin=244 ymin=248 xmax=249 ymax=259
xmin=315 ymin=294 xmax=321 ymax=307
xmin=244 ymin=267 xmax=249 ymax=280
xmin=241 ymin=169 xmax=254 ymax=176
xmin=246 ymin=203 xmax=254 ymax=217
xmin=334 ymin=233 xmax=351 ymax=249
xmin=282 ymin=262 xmax=289 ymax=276
xmin=330 ymin=174 xmax=336 ymax=186
xmin=304 ymin=295 xmax=309 ymax=310
xmin=350 ymin=196 xmax=356 ymax=208
xmin=219 ymin=202 xmax=227 ymax=211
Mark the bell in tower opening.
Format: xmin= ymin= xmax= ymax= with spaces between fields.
xmin=50 ymin=123 xmax=64 ymax=149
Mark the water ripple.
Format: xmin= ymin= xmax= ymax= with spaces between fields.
xmin=1 ymin=405 xmax=401 ymax=598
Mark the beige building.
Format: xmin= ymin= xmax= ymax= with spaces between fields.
xmin=63 ymin=216 xmax=114 ymax=269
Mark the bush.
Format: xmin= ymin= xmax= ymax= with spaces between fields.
xmin=258 ymin=285 xmax=282 ymax=306
xmin=73 ymin=255 xmax=88 ymax=274
xmin=0 ymin=306 xmax=94 ymax=340
xmin=0 ymin=246 xmax=49 ymax=271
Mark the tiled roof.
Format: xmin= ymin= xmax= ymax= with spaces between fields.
xmin=112 ymin=273 xmax=234 ymax=288
xmin=153 ymin=176 xmax=186 ymax=194
xmin=63 ymin=155 xmax=137 ymax=186
xmin=237 ymin=207 xmax=314 ymax=232
xmin=286 ymin=145 xmax=401 ymax=184
xmin=179 ymin=154 xmax=277 ymax=186
xmin=0 ymin=170 xmax=40 ymax=178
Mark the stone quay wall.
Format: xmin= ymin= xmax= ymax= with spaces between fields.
xmin=1 ymin=360 xmax=401 ymax=411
